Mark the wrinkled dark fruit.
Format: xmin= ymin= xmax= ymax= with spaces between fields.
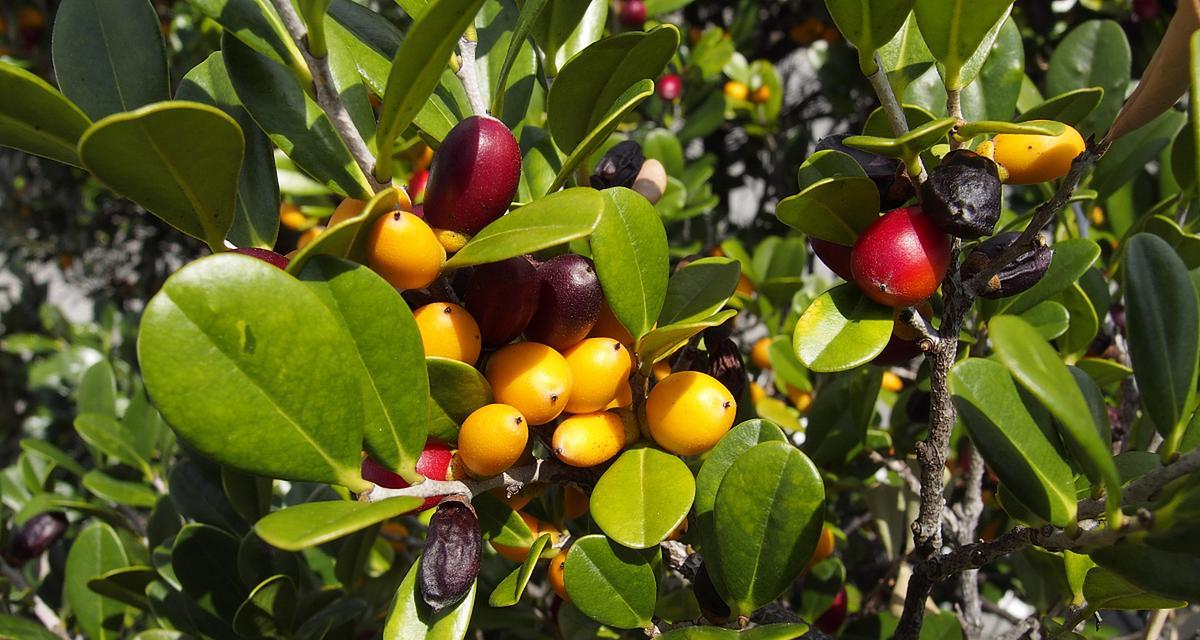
xmin=4 ymin=512 xmax=67 ymax=566
xmin=707 ymin=339 xmax=747 ymax=399
xmin=463 ymin=256 xmax=540 ymax=346
xmin=419 ymin=499 xmax=481 ymax=611
xmin=959 ymin=231 xmax=1054 ymax=299
xmin=921 ymin=149 xmax=1003 ymax=239
xmin=590 ymin=140 xmax=645 ymax=190
xmin=423 ymin=115 xmax=521 ymax=236
xmin=815 ymin=133 xmax=914 ymax=209
xmin=525 ymin=255 xmax=603 ymax=350
xmin=809 ymin=237 xmax=854 ymax=281
xmin=232 ymin=247 xmax=290 ymax=270
xmin=694 ymin=563 xmax=731 ymax=624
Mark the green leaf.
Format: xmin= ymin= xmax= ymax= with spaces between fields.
xmin=636 ymin=310 xmax=737 ymax=370
xmin=285 ymin=187 xmax=406 ymax=275
xmin=1075 ymin=358 xmax=1133 ymax=388
xmin=0 ymin=614 xmax=62 ymax=640
xmin=383 ymin=555 xmax=477 ymax=639
xmin=547 ymin=80 xmax=656 ymax=194
xmin=74 ymin=414 xmax=152 ymax=479
xmin=1055 ymin=283 xmax=1099 ymax=355
xmin=223 ymin=34 xmax=372 ymax=200
xmin=427 ymin=357 xmax=492 ymax=443
xmin=1018 ymin=87 xmax=1104 ymax=126
xmin=949 ymin=358 xmax=1076 ymax=527
xmin=299 ymin=257 xmax=429 ymax=482
xmin=657 ymin=624 xmax=812 ymax=640
xmin=489 ymin=533 xmax=552 ymax=607
xmin=843 ymin=117 xmax=956 ymax=174
xmin=1093 ymin=109 xmax=1186 ymax=200
xmin=793 ymin=283 xmax=893 ymax=373
xmin=768 ymin=336 xmax=812 ymax=393
xmin=255 ymin=497 xmax=423 ymax=551
xmin=1019 ymin=300 xmax=1070 ymax=340
xmin=955 ymin=119 xmax=1064 ymax=141
xmin=79 ymin=101 xmax=242 ymax=251
xmin=489 ymin=0 xmax=548 ymax=117
xmin=87 ymin=566 xmax=156 ymax=611
xmin=52 ymin=0 xmax=168 ymax=120
xmin=1082 ymin=567 xmax=1187 ymax=610
xmin=1046 ymin=20 xmax=1130 ymax=138
xmin=591 ymin=188 xmax=670 ymax=340
xmin=473 ymin=492 xmax=535 ymax=546
xmin=563 ymin=535 xmax=658 ymax=629
xmin=824 ymin=0 xmax=914 ymax=74
xmin=776 ymin=151 xmax=880 ymax=245
xmin=1124 ymin=233 xmax=1200 ymax=454
xmin=547 ymin=25 xmax=679 ymax=153
xmin=138 ymin=254 xmax=372 ymax=490
xmin=375 ymin=0 xmax=488 ymax=182
xmin=1090 ymin=542 xmax=1200 ymax=601
xmin=913 ymin=0 xmax=1011 ymax=90
xmin=298 ymin=0 xmax=335 ymax=56
xmin=657 ymin=257 xmax=742 ymax=326
xmin=20 ymin=439 xmax=86 ymax=476
xmin=176 ymin=53 xmax=280 ymax=250
xmin=65 ymin=521 xmax=129 ymax=640
xmin=712 ymin=442 xmax=824 ymax=616
xmin=990 ymin=239 xmax=1100 ymax=316
xmin=233 ymin=574 xmax=298 ymax=638
xmin=878 ymin=13 xmax=934 ymax=95
xmin=643 ymin=128 xmax=685 ymax=178
xmin=591 ymin=448 xmax=695 ymax=549
xmin=0 ymin=62 xmax=91 ymax=166
xmin=77 ymin=359 xmax=117 ymax=417
xmin=221 ymin=467 xmax=272 ymax=525
xmin=189 ymin=0 xmax=307 ymax=74
xmin=83 ymin=471 xmax=158 ymax=508
xmin=443 ymin=188 xmax=605 ymax=269
xmin=525 ymin=0 xmax=607 ymax=76
xmin=169 ymin=458 xmax=246 ymax=533
xmin=990 ymin=315 xmax=1121 ymax=518
xmin=172 ymin=523 xmax=247 ymax=621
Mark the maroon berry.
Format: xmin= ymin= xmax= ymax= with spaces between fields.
xmin=657 ymin=74 xmax=682 ymax=101
xmin=618 ymin=0 xmax=647 ymax=27
xmin=816 ymin=588 xmax=847 ymax=634
xmin=423 ymin=116 xmax=521 ymax=236
xmin=233 ymin=247 xmax=290 ymax=270
xmin=525 ymin=255 xmax=603 ymax=350
xmin=809 ymin=237 xmax=854 ymax=281
xmin=464 ymin=256 xmax=541 ymax=347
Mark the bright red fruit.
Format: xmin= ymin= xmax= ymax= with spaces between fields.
xmin=658 ymin=74 xmax=682 ymax=101
xmin=850 ymin=206 xmax=950 ymax=307
xmin=232 ymin=247 xmax=289 ymax=270
xmin=409 ymin=168 xmax=429 ymax=203
xmin=809 ymin=237 xmax=854 ymax=281
xmin=618 ymin=0 xmax=647 ymax=26
xmin=360 ymin=440 xmax=454 ymax=512
xmin=815 ymin=589 xmax=847 ymax=633
xmin=423 ymin=115 xmax=521 ymax=236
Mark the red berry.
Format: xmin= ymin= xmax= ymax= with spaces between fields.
xmin=809 ymin=237 xmax=854 ymax=281
xmin=850 ymin=206 xmax=950 ymax=308
xmin=657 ymin=74 xmax=682 ymax=101
xmin=423 ymin=116 xmax=521 ymax=236
xmin=618 ymin=0 xmax=647 ymax=27
xmin=409 ymin=168 xmax=429 ymax=204
xmin=815 ymin=589 xmax=847 ymax=633
xmin=232 ymin=247 xmax=290 ymax=270
xmin=360 ymin=441 xmax=454 ymax=512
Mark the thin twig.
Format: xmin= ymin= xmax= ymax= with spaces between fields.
xmin=364 ymin=457 xmax=565 ymax=502
xmin=864 ymin=52 xmax=926 ymax=182
xmin=955 ymin=445 xmax=985 ymax=639
xmin=868 ymin=450 xmax=922 ymax=496
xmin=0 ymin=560 xmax=69 ymax=639
xmin=1053 ymin=603 xmax=1094 ymax=638
xmin=456 ymin=30 xmax=488 ymax=117
xmin=268 ymin=0 xmax=386 ymax=194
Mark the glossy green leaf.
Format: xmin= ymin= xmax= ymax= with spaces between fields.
xmin=793 ymin=284 xmax=893 ymax=372
xmin=591 ymin=188 xmax=669 ymax=340
xmin=444 ymin=188 xmax=605 ymax=269
xmin=65 ymin=521 xmax=129 ymax=640
xmin=636 ymin=310 xmax=738 ymax=370
xmin=74 ymin=414 xmax=152 ymax=479
xmin=563 ymin=535 xmax=658 ymax=629
xmin=77 ymin=359 xmax=117 ymax=417
xmin=955 ymin=119 xmax=1064 ymax=140
xmin=1090 ymin=542 xmax=1200 ymax=601
xmin=489 ymin=533 xmax=552 ymax=607
xmin=1124 ymin=233 xmax=1200 ymax=452
xmin=83 ymin=471 xmax=158 ymax=508
xmin=52 ymin=0 xmax=168 ymax=120
xmin=176 ymin=52 xmax=280 ymax=249
xmin=233 ymin=574 xmax=297 ymax=638
xmin=1018 ymin=87 xmax=1104 ymax=126
xmin=299 ymin=256 xmax=429 ymax=482
xmin=383 ymin=555 xmax=476 ymax=639
xmin=904 ymin=18 xmax=1022 ymax=122
xmin=776 ymin=151 xmax=880 ymax=245
xmin=547 ymin=80 xmax=656 ymax=194
xmin=172 ymin=524 xmax=246 ymax=621
xmin=878 ymin=13 xmax=934 ymax=95
xmin=1046 ymin=20 xmax=1130 ymax=137
xmin=489 ymin=0 xmax=548 ymax=117
xmin=949 ymin=358 xmax=1076 ymax=527
xmin=525 ymin=0 xmax=607 ymax=76
xmin=824 ymin=0 xmax=914 ymax=74
xmin=1055 ymin=283 xmax=1099 ymax=355
xmin=223 ymin=34 xmax=372 ymax=199
xmin=990 ymin=315 xmax=1121 ymax=517
xmin=255 ymin=497 xmax=423 ymax=551
xmin=913 ymin=0 xmax=1011 ymax=89
xmin=657 ymin=257 xmax=741 ymax=326
xmin=426 ymin=357 xmax=492 ymax=443
xmin=712 ymin=442 xmax=824 ymax=616
xmin=1019 ymin=300 xmax=1070 ymax=341
xmin=990 ymin=239 xmax=1100 ymax=316
xmin=139 ymin=254 xmax=371 ymax=490
xmin=1083 ymin=567 xmax=1187 ymax=610
xmin=473 ymin=492 xmax=535 ymax=546
xmin=591 ymin=448 xmax=695 ymax=549
xmin=189 ymin=0 xmax=306 ymax=73
xmin=0 ymin=62 xmax=91 ymax=166
xmin=375 ymin=0 xmax=488 ymax=182
xmin=1075 ymin=358 xmax=1133 ymax=388
xmin=79 ymin=102 xmax=242 ymax=251
xmin=1093 ymin=109 xmax=1186 ymax=199
xmin=87 ymin=566 xmax=155 ymax=611
xmin=547 ymin=25 xmax=678 ymax=153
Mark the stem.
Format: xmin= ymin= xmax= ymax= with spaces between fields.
xmin=269 ymin=0 xmax=386 ymax=194
xmin=0 ymin=560 xmax=69 ymax=639
xmin=456 ymin=28 xmax=488 ymax=117
xmin=364 ymin=458 xmax=565 ymax=502
xmin=864 ymin=52 xmax=926 ymax=182
xmin=956 ymin=445 xmax=985 ymax=639
xmin=947 ymin=88 xmax=964 ymax=150
xmin=1053 ymin=604 xmax=1095 ymax=638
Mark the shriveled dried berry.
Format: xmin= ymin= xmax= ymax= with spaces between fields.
xmin=419 ymin=498 xmax=481 ymax=611
xmin=707 ymin=338 xmax=747 ymax=400
xmin=816 ymin=133 xmax=914 ymax=209
xmin=693 ymin=562 xmax=731 ymax=624
xmin=590 ymin=140 xmax=645 ymax=190
xmin=4 ymin=512 xmax=67 ymax=566
xmin=960 ymin=231 xmax=1054 ymax=299
xmin=921 ymin=149 xmax=1003 ymax=239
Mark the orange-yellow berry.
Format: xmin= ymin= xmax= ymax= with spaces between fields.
xmin=787 ymin=387 xmax=813 ymax=413
xmin=750 ymin=337 xmax=773 ymax=369
xmin=647 ymin=371 xmax=737 ymax=456
xmin=366 ymin=211 xmax=445 ymax=290
xmin=806 ymin=524 xmax=836 ymax=571
xmin=562 ymin=338 xmax=632 ymax=413
xmin=724 ymin=81 xmax=749 ymax=101
xmin=563 ymin=486 xmax=589 ymax=519
xmin=492 ymin=512 xmax=561 ymax=563
xmin=548 ymin=546 xmax=569 ymax=600
xmin=485 ymin=342 xmax=573 ymax=425
xmin=551 ymin=411 xmax=626 ymax=468
xmin=589 ymin=302 xmax=635 ymax=347
xmin=992 ymin=125 xmax=1086 ymax=185
xmin=652 ymin=360 xmax=672 ymax=382
xmin=457 ymin=403 xmax=528 ymax=477
xmin=413 ymin=303 xmax=482 ymax=365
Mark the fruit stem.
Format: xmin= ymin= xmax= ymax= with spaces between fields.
xmin=946 ymin=88 xmax=963 ymax=150
xmin=455 ymin=28 xmax=488 ymax=117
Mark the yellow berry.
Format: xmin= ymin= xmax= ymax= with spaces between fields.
xmin=457 ymin=403 xmax=528 ymax=477
xmin=881 ymin=371 xmax=904 ymax=393
xmin=724 ymin=81 xmax=749 ymax=101
xmin=992 ymin=125 xmax=1086 ymax=185
xmin=486 ymin=342 xmax=573 ymax=425
xmin=298 ymin=226 xmax=322 ymax=249
xmin=551 ymin=412 xmax=626 ymax=468
xmin=606 ymin=378 xmax=633 ymax=409
xmin=413 ymin=303 xmax=482 ymax=365
xmin=652 ymin=360 xmax=672 ymax=382
xmin=548 ymin=547 xmax=569 ymax=600
xmin=806 ymin=525 xmax=836 ymax=571
xmin=750 ymin=337 xmax=773 ymax=369
xmin=735 ymin=273 xmax=756 ymax=297
xmin=647 ymin=371 xmax=736 ymax=456
xmin=561 ymin=338 xmax=632 ymax=413
xmin=749 ymin=382 xmax=766 ymax=405
xmin=366 ymin=211 xmax=445 ymax=290
xmin=787 ymin=387 xmax=813 ymax=413
xmin=589 ymin=302 xmax=635 ymax=347
xmin=328 ymin=197 xmax=366 ymax=227
xmin=750 ymin=85 xmax=771 ymax=104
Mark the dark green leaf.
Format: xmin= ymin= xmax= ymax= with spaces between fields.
xmin=547 ymin=80 xmax=656 ymax=193
xmin=563 ymin=535 xmax=658 ymax=629
xmin=1083 ymin=567 xmax=1187 ymax=610
xmin=657 ymin=257 xmax=741 ymax=326
xmin=525 ymin=0 xmax=606 ymax=75
xmin=824 ymin=0 xmax=914 ymax=73
xmin=1045 ymin=20 xmax=1130 ymax=137
xmin=591 ymin=448 xmax=695 ymax=549
xmin=1018 ymin=87 xmax=1104 ymax=126
xmin=0 ymin=61 xmax=91 ymax=166
xmin=87 ymin=566 xmax=155 ymax=611
xmin=591 ymin=188 xmax=669 ymax=340
xmin=83 ymin=471 xmax=158 ymax=508
xmin=233 ymin=574 xmax=298 ymax=638
xmin=172 ymin=523 xmax=247 ymax=621
xmin=74 ymin=414 xmax=152 ymax=479
xmin=913 ymin=0 xmax=1011 ymax=89
xmin=1091 ymin=542 xmax=1200 ymax=601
